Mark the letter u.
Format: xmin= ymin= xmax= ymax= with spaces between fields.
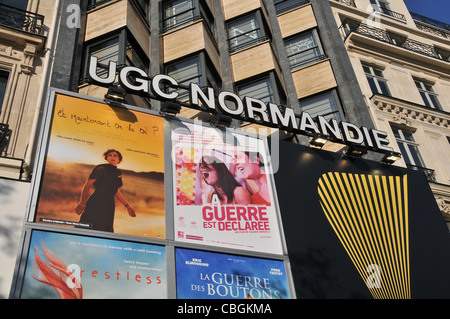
xmin=88 ymin=56 xmax=116 ymax=84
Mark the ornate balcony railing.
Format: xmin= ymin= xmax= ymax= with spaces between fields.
xmin=410 ymin=12 xmax=450 ymax=32
xmin=340 ymin=18 xmax=450 ymax=63
xmin=374 ymin=6 xmax=406 ymax=21
xmin=0 ymin=4 xmax=44 ymax=36
xmin=410 ymin=11 xmax=450 ymax=40
xmin=406 ymin=164 xmax=437 ymax=182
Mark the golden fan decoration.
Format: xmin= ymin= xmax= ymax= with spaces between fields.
xmin=318 ymin=172 xmax=410 ymax=299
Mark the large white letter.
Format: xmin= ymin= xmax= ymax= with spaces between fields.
xmin=151 ymin=74 xmax=179 ymax=100
xmin=119 ymin=66 xmax=149 ymax=93
xmin=190 ymin=83 xmax=216 ymax=111
xmin=268 ymin=103 xmax=298 ymax=130
xmin=217 ymin=91 xmax=244 ymax=116
xmin=317 ymin=116 xmax=342 ymax=141
xmin=88 ymin=56 xmax=116 ymax=84
xmin=340 ymin=122 xmax=364 ymax=144
xmin=298 ymin=112 xmax=320 ymax=134
xmin=244 ymin=97 xmax=269 ymax=123
xmin=371 ymin=129 xmax=393 ymax=152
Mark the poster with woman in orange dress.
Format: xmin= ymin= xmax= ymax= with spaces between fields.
xmin=34 ymin=93 xmax=165 ymax=239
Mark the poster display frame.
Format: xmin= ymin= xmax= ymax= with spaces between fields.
xmin=9 ymin=88 xmax=295 ymax=299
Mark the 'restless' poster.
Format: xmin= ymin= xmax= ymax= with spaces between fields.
xmin=20 ymin=230 xmax=167 ymax=299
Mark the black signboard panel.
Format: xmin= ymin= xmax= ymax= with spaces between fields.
xmin=273 ymin=140 xmax=450 ymax=298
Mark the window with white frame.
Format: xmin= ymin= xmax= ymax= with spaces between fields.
xmin=391 ymin=127 xmax=426 ymax=168
xmin=413 ymin=78 xmax=442 ymax=110
xmin=370 ymin=0 xmax=391 ymax=13
xmin=299 ymin=90 xmax=343 ymax=122
xmin=284 ymin=29 xmax=325 ymax=69
xmin=362 ymin=63 xmax=391 ymax=96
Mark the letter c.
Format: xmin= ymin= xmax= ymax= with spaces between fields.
xmin=151 ymin=74 xmax=179 ymax=100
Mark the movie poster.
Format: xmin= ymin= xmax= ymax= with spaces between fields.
xmin=171 ymin=121 xmax=283 ymax=254
xmin=175 ymin=248 xmax=290 ymax=299
xmin=20 ymin=230 xmax=167 ymax=299
xmin=34 ymin=94 xmax=165 ymax=239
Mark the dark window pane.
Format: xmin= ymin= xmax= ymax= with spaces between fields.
xmin=407 ymin=144 xmax=424 ymax=167
xmin=367 ymin=77 xmax=378 ymax=94
xmin=0 ymin=0 xmax=28 ymax=10
xmin=428 ymin=94 xmax=441 ymax=109
xmin=378 ymin=80 xmax=390 ymax=96
xmin=420 ymin=91 xmax=431 ymax=108
xmin=0 ymin=70 xmax=8 ymax=112
xmin=397 ymin=143 xmax=411 ymax=165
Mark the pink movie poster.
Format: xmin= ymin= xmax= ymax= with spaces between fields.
xmin=171 ymin=121 xmax=283 ymax=254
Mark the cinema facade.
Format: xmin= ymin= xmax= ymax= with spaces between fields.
xmin=8 ymin=88 xmax=450 ymax=299
xmin=1 ymin=0 xmax=449 ymax=299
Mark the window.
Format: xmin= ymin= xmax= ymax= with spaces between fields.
xmin=299 ymin=90 xmax=343 ymax=122
xmin=162 ymin=0 xmax=215 ymax=36
xmin=134 ymin=0 xmax=150 ymax=22
xmin=284 ymin=29 xmax=325 ymax=69
xmin=227 ymin=11 xmax=269 ymax=52
xmin=0 ymin=70 xmax=9 ymax=114
xmin=236 ymin=72 xmax=284 ymax=106
xmin=166 ymin=55 xmax=201 ymax=101
xmin=387 ymin=31 xmax=406 ymax=46
xmin=165 ymin=52 xmax=221 ymax=102
xmin=237 ymin=77 xmax=275 ymax=104
xmin=85 ymin=36 xmax=121 ymax=79
xmin=274 ymin=0 xmax=309 ymax=14
xmin=414 ymin=78 xmax=442 ymax=110
xmin=362 ymin=63 xmax=390 ymax=96
xmin=370 ymin=0 xmax=390 ymax=14
xmin=369 ymin=0 xmax=405 ymax=20
xmin=81 ymin=29 xmax=149 ymax=82
xmin=392 ymin=127 xmax=426 ymax=168
xmin=163 ymin=0 xmax=195 ymax=32
xmin=0 ymin=0 xmax=28 ymax=10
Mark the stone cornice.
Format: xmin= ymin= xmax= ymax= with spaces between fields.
xmin=370 ymin=94 xmax=449 ymax=128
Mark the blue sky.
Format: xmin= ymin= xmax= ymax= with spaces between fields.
xmin=404 ymin=0 xmax=450 ymax=24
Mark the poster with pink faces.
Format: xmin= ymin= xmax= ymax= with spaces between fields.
xmin=171 ymin=120 xmax=284 ymax=254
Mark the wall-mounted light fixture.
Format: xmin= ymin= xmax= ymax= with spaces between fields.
xmin=381 ymin=151 xmax=402 ymax=164
xmin=346 ymin=144 xmax=367 ymax=158
xmin=210 ymin=114 xmax=233 ymax=128
xmin=309 ymin=133 xmax=328 ymax=148
xmin=104 ymin=85 xmax=126 ymax=102
xmin=160 ymin=101 xmax=182 ymax=115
